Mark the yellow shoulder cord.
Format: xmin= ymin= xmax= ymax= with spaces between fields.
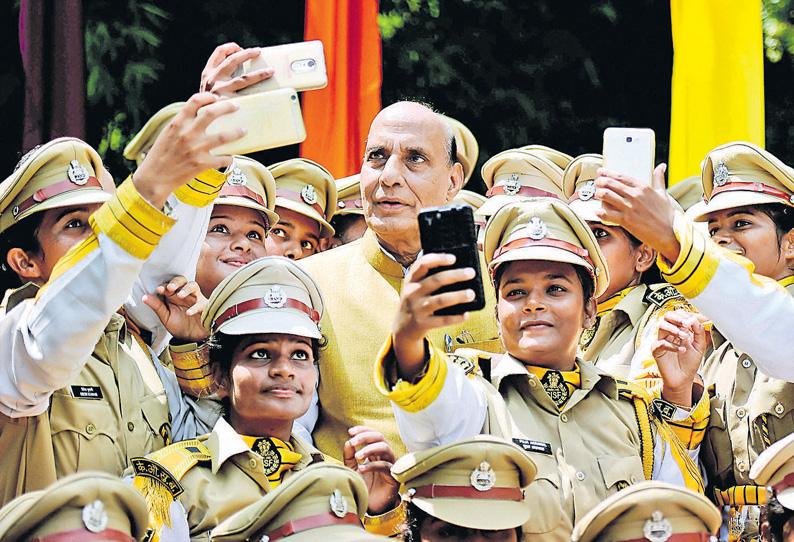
xmin=132 ymin=440 xmax=211 ymax=542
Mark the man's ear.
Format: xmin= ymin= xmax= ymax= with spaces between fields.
xmin=634 ymin=243 xmax=657 ymax=273
xmin=445 ymin=162 xmax=465 ymax=202
xmin=6 ymin=248 xmax=45 ymax=283
xmin=212 ymin=363 xmax=230 ymax=399
xmin=583 ymin=296 xmax=598 ymax=329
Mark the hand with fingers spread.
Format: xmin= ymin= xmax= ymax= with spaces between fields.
xmin=133 ymin=92 xmax=244 ymax=209
xmin=594 ymin=164 xmax=682 ymax=263
xmin=143 ymin=276 xmax=210 ymax=343
xmin=654 ymin=309 xmax=710 ymax=408
xmin=392 ymin=254 xmax=475 ymax=381
xmin=343 ymin=426 xmax=400 ymax=515
xmin=200 ymin=42 xmax=274 ymax=97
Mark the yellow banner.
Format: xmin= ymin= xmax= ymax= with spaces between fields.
xmin=669 ymin=0 xmax=764 ymax=184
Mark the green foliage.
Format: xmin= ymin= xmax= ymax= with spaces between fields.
xmin=763 ymin=0 xmax=794 ymax=62
xmin=85 ymin=1 xmax=168 ymax=178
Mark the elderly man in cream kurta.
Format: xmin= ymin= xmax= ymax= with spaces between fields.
xmin=299 ymin=102 xmax=501 ymax=459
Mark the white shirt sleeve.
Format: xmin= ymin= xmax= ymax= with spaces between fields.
xmin=391 ymin=361 xmax=488 ymax=452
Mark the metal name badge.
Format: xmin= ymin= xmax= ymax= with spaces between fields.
xmin=301 ymin=184 xmax=318 ymax=205
xmin=329 ymin=489 xmax=349 ymax=518
xmin=643 ymin=510 xmax=673 ymax=542
xmin=82 ymin=499 xmax=109 ymax=533
xmin=227 ymin=167 xmax=247 ymax=186
xmin=713 ymin=161 xmax=729 ymax=187
xmin=526 ymin=216 xmax=548 ymax=240
xmin=579 ymin=180 xmax=596 ymax=201
xmin=470 ymin=461 xmax=496 ymax=491
xmin=503 ymin=174 xmax=522 ymax=195
xmin=68 ymin=159 xmax=90 ymax=185
xmin=264 ymin=285 xmax=287 ymax=308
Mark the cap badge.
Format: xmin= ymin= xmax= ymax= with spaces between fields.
xmin=264 ymin=285 xmax=287 ymax=309
xmin=68 ymin=160 xmax=90 ymax=186
xmin=301 ymin=184 xmax=318 ymax=205
xmin=714 ymin=161 xmax=729 ymax=187
xmin=82 ymin=499 xmax=109 ymax=533
xmin=643 ymin=510 xmax=673 ymax=542
xmin=228 ymin=167 xmax=247 ymax=186
xmin=470 ymin=461 xmax=496 ymax=492
xmin=329 ymin=489 xmax=349 ymax=518
xmin=526 ymin=216 xmax=548 ymax=240
xmin=579 ymin=180 xmax=596 ymax=201
xmin=503 ymin=174 xmax=522 ymax=195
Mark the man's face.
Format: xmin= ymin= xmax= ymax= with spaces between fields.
xmin=361 ymin=103 xmax=463 ymax=245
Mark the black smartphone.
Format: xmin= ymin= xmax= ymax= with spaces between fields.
xmin=418 ymin=204 xmax=486 ymax=316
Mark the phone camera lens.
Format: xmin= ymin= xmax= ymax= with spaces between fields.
xmin=626 ymin=137 xmax=633 ymax=142
xmin=308 ymin=60 xmax=316 ymax=67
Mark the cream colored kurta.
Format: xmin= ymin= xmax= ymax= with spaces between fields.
xmin=299 ymin=229 xmax=501 ymax=458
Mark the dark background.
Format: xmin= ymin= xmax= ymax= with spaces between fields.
xmin=2 ymin=0 xmax=793 ymax=195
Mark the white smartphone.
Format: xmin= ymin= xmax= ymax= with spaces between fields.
xmin=232 ymin=40 xmax=328 ymax=95
xmin=203 ymin=88 xmax=307 ymax=156
xmin=603 ymin=128 xmax=656 ymax=184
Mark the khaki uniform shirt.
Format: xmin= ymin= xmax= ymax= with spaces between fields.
xmin=144 ymin=417 xmax=325 ymax=542
xmin=701 ymin=280 xmax=794 ymax=492
xmin=377 ymin=342 xmax=706 ymax=542
xmin=300 ymin=229 xmax=501 ymax=458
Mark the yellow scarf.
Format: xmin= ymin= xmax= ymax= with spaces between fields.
xmin=779 ymin=276 xmax=794 ymax=288
xmin=241 ymin=436 xmax=302 ymax=488
xmin=581 ymin=286 xmax=638 ymax=349
xmin=525 ymin=364 xmax=581 ymax=409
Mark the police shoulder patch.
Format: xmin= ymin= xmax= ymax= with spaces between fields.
xmin=644 ymin=285 xmax=684 ymax=308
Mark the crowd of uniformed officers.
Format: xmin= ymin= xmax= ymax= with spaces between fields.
xmin=3 ymin=42 xmax=794 ymax=542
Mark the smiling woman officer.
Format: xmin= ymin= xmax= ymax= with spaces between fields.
xmin=376 ymin=198 xmax=708 ymax=542
xmin=131 ymin=257 xmax=399 ymax=542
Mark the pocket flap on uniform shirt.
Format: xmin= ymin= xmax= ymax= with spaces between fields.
xmin=49 ymin=392 xmax=118 ymax=441
xmin=139 ymin=389 xmax=170 ymax=441
xmin=597 ymin=455 xmax=643 ymax=489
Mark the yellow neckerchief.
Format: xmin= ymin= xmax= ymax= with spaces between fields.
xmin=240 ymin=435 xmax=302 ymax=488
xmin=525 ymin=363 xmax=581 ymax=409
xmin=596 ymin=286 xmax=638 ymax=317
xmin=779 ymin=275 xmax=794 ymax=288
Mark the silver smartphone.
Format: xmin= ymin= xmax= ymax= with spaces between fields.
xmin=203 ymin=88 xmax=306 ymax=156
xmin=232 ymin=40 xmax=328 ymax=95
xmin=603 ymin=127 xmax=655 ymax=184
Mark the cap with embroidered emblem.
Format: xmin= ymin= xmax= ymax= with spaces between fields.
xmin=216 ymin=155 xmax=279 ymax=229
xmin=210 ymin=462 xmax=388 ymax=541
xmin=202 ymin=255 xmax=324 ymax=339
xmin=483 ymin=197 xmax=610 ymax=297
xmin=571 ymin=481 xmax=721 ymax=542
xmin=694 ymin=141 xmax=794 ymax=221
xmin=0 ymin=137 xmax=112 ymax=234
xmin=391 ymin=435 xmax=536 ymax=531
xmin=0 ymin=471 xmax=148 ymax=542
xmin=268 ymin=158 xmax=337 ymax=238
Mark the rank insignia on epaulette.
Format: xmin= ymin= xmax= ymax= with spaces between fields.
xmin=651 ymin=398 xmax=677 ymax=421
xmin=131 ymin=458 xmax=184 ymax=498
xmin=644 ymin=285 xmax=683 ymax=307
xmin=448 ymin=353 xmax=477 ymax=376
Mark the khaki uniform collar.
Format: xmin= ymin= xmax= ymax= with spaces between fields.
xmin=4 ymin=282 xmax=39 ymax=312
xmin=490 ymin=353 xmax=619 ymax=401
xmin=600 ymin=284 xmax=648 ymax=327
xmin=362 ymin=229 xmax=407 ymax=278
xmin=206 ymin=417 xmax=324 ymax=474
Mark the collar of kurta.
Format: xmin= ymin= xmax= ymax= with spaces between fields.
xmin=598 ymin=284 xmax=648 ymax=327
xmin=490 ymin=353 xmax=620 ymax=401
xmin=206 ymin=417 xmax=322 ymax=474
xmin=362 ymin=228 xmax=409 ymax=278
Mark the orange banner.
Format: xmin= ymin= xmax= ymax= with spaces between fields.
xmin=301 ymin=0 xmax=382 ymax=179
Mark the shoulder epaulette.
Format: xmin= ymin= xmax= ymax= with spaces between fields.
xmin=446 ymin=348 xmax=490 ymax=377
xmin=132 ymin=439 xmax=211 ymax=537
xmin=614 ymin=377 xmax=653 ymax=404
xmin=643 ymin=284 xmax=684 ymax=308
